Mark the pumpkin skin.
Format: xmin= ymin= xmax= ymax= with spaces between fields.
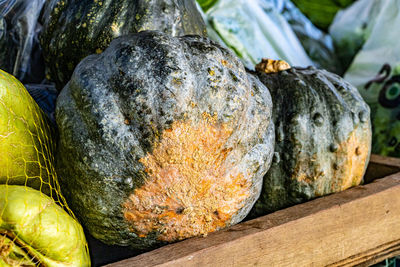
xmin=40 ymin=0 xmax=207 ymax=89
xmin=56 ymin=31 xmax=275 ymax=248
xmin=251 ymin=64 xmax=371 ymax=216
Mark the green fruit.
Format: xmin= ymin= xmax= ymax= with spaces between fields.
xmin=56 ymin=31 xmax=274 ymax=249
xmin=0 ymin=69 xmax=55 ymax=194
xmin=40 ymin=0 xmax=207 ymax=89
xmin=0 ymin=185 xmax=90 ymax=267
xmin=251 ymin=60 xmax=371 ymax=216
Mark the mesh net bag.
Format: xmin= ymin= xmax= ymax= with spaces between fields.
xmin=0 ymin=69 xmax=90 ymax=266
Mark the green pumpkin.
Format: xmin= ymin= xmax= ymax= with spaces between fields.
xmin=56 ymin=31 xmax=275 ymax=249
xmin=250 ymin=59 xmax=372 ymax=216
xmin=40 ymin=0 xmax=207 ymax=89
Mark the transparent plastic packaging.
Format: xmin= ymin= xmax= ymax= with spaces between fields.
xmin=330 ymin=0 xmax=400 ymax=157
xmin=199 ymin=0 xmax=339 ymax=72
xmin=0 ymin=0 xmax=46 ymax=83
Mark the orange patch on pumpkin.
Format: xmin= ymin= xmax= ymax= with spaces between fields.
xmin=292 ymin=128 xmax=370 ymax=194
xmin=333 ymin=129 xmax=370 ymax=191
xmin=123 ymin=119 xmax=251 ymax=242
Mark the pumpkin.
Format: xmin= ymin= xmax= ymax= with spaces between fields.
xmin=0 ymin=69 xmax=56 ymax=195
xmin=40 ymin=0 xmax=207 ymax=89
xmin=250 ymin=59 xmax=372 ymax=216
xmin=0 ymin=185 xmax=90 ymax=266
xmin=56 ymin=31 xmax=275 ymax=248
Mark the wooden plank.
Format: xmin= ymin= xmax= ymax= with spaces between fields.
xmin=365 ymin=154 xmax=400 ymax=183
xmin=328 ymin=239 xmax=400 ymax=266
xmin=107 ymin=172 xmax=400 ymax=267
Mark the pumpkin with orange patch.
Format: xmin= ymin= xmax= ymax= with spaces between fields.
xmin=250 ymin=59 xmax=372 ymax=216
xmin=55 ymin=31 xmax=275 ymax=248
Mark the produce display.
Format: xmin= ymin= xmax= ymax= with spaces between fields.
xmin=251 ymin=59 xmax=371 ymax=215
xmin=55 ymin=30 xmax=275 ymax=248
xmin=40 ymin=0 xmax=207 ymax=89
xmin=0 ymin=0 xmax=383 ymax=265
xmin=0 ymin=185 xmax=90 ymax=266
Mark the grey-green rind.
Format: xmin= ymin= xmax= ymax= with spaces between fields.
xmin=40 ymin=0 xmax=207 ymax=89
xmin=56 ymin=31 xmax=274 ymax=248
xmin=251 ymin=66 xmax=371 ymax=216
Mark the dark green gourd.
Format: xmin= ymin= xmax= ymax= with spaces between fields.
xmin=56 ymin=31 xmax=275 ymax=249
xmin=251 ymin=59 xmax=372 ymax=216
xmin=40 ymin=0 xmax=207 ymax=89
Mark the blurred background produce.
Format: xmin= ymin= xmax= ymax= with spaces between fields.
xmin=39 ymin=0 xmax=207 ymax=90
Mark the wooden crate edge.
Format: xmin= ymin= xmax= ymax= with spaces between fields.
xmin=106 ymin=156 xmax=400 ymax=267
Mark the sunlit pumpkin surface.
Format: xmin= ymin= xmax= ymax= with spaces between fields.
xmin=124 ymin=116 xmax=251 ymax=241
xmin=293 ymin=128 xmax=370 ymax=194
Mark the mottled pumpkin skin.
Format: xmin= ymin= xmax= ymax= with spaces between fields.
xmin=56 ymin=31 xmax=274 ymax=248
xmin=251 ymin=66 xmax=371 ymax=216
xmin=40 ymin=0 xmax=207 ymax=89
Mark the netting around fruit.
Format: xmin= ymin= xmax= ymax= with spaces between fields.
xmin=0 ymin=69 xmax=90 ymax=266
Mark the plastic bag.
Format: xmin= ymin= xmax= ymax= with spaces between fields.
xmin=0 ymin=0 xmax=45 ymax=83
xmin=329 ymin=0 xmax=384 ymax=71
xmin=25 ymin=82 xmax=57 ymax=124
xmin=275 ymin=0 xmax=342 ymax=73
xmin=291 ymin=0 xmax=356 ymax=30
xmin=199 ymin=0 xmax=340 ymax=72
xmin=330 ymin=0 xmax=400 ymax=157
xmin=200 ymin=0 xmax=315 ymax=69
xmin=0 ymin=0 xmax=56 ymax=121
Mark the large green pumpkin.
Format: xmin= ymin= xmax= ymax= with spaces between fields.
xmin=40 ymin=0 xmax=207 ymax=89
xmin=251 ymin=60 xmax=372 ymax=216
xmin=56 ymin=31 xmax=275 ymax=249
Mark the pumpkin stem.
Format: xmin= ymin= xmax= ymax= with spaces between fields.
xmin=255 ymin=59 xmax=291 ymax=74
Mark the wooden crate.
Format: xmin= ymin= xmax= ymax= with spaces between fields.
xmin=100 ymin=155 xmax=400 ymax=267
